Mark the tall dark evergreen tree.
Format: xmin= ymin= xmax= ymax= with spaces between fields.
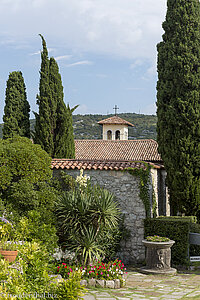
xmin=34 ymin=35 xmax=77 ymax=158
xmin=34 ymin=34 xmax=54 ymax=156
xmin=49 ymin=57 xmax=76 ymax=158
xmin=63 ymin=104 xmax=77 ymax=158
xmin=3 ymin=71 xmax=30 ymax=139
xmin=156 ymin=0 xmax=200 ymax=216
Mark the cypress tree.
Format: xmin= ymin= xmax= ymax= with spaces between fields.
xmin=34 ymin=34 xmax=54 ymax=156
xmin=3 ymin=71 xmax=30 ymax=139
xmin=49 ymin=57 xmax=76 ymax=158
xmin=156 ymin=0 xmax=200 ymax=216
xmin=34 ymin=35 xmax=77 ymax=158
xmin=63 ymin=104 xmax=77 ymax=159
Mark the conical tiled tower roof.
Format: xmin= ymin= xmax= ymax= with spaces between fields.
xmin=98 ymin=115 xmax=134 ymax=127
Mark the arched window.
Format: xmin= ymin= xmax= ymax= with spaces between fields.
xmin=107 ymin=130 xmax=112 ymax=140
xmin=115 ymin=130 xmax=120 ymax=140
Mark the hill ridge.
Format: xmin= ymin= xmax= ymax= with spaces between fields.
xmin=0 ymin=113 xmax=157 ymax=140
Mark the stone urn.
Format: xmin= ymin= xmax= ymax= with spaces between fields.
xmin=141 ymin=239 xmax=177 ymax=275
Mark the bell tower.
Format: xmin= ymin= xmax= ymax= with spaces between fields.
xmin=98 ymin=106 xmax=134 ymax=140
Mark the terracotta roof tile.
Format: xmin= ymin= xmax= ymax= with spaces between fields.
xmin=75 ymin=139 xmax=162 ymax=162
xmin=51 ymin=159 xmax=164 ymax=171
xmin=52 ymin=159 xmax=159 ymax=171
xmin=98 ymin=116 xmax=134 ymax=126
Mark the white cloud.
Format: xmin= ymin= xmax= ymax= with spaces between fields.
xmin=29 ymin=47 xmax=54 ymax=56
xmin=130 ymin=59 xmax=144 ymax=69
xmin=55 ymin=55 xmax=72 ymax=61
xmin=0 ymin=0 xmax=167 ymax=60
xmin=66 ymin=60 xmax=93 ymax=67
xmin=29 ymin=50 xmax=40 ymax=56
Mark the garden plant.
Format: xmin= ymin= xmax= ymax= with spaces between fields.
xmin=0 ymin=140 xmax=127 ymax=299
xmin=56 ymin=169 xmax=125 ymax=265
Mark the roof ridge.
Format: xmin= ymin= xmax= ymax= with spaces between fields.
xmin=75 ymin=139 xmax=157 ymax=142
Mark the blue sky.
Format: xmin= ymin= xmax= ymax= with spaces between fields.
xmin=0 ymin=0 xmax=167 ymax=122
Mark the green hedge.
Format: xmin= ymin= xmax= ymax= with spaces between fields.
xmin=144 ymin=216 xmax=200 ymax=266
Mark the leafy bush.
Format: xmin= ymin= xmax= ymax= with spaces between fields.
xmin=52 ymin=271 xmax=86 ymax=300
xmin=0 ymin=136 xmax=56 ymax=217
xmin=16 ymin=210 xmax=58 ymax=252
xmin=0 ymin=216 xmax=16 ymax=249
xmin=0 ymin=241 xmax=54 ymax=298
xmin=56 ymin=175 xmax=121 ymax=264
xmin=17 ymin=241 xmax=52 ymax=293
xmin=0 ymin=241 xmax=86 ymax=300
xmin=0 ymin=136 xmax=59 ymax=252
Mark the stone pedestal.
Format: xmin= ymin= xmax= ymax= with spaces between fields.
xmin=140 ymin=240 xmax=177 ymax=275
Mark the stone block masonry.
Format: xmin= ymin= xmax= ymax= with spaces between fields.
xmin=54 ymin=168 xmax=146 ymax=264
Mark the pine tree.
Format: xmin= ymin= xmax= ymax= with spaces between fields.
xmin=49 ymin=57 xmax=76 ymax=158
xmin=3 ymin=71 xmax=30 ymax=139
xmin=34 ymin=34 xmax=54 ymax=156
xmin=156 ymin=0 xmax=200 ymax=216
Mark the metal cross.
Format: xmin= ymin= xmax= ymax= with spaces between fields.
xmin=113 ymin=105 xmax=119 ymax=115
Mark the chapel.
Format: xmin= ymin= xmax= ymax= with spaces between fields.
xmin=52 ymin=109 xmax=169 ymax=264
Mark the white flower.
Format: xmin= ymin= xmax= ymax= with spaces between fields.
xmin=76 ymin=169 xmax=90 ymax=187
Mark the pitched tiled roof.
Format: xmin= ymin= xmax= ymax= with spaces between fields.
xmin=98 ymin=116 xmax=134 ymax=127
xmin=75 ymin=139 xmax=162 ymax=162
xmin=51 ymin=159 xmax=163 ymax=171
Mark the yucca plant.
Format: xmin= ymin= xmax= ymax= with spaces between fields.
xmin=69 ymin=226 xmax=104 ymax=265
xmin=90 ymin=187 xmax=120 ymax=232
xmin=56 ymin=181 xmax=121 ymax=265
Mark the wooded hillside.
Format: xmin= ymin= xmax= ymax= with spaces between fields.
xmin=0 ymin=113 xmax=157 ymax=140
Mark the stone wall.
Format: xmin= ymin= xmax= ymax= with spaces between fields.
xmin=53 ymin=168 xmax=146 ymax=264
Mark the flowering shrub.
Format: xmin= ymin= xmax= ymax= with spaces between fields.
xmin=146 ymin=235 xmax=170 ymax=242
xmin=56 ymin=259 xmax=127 ymax=281
xmin=56 ymin=263 xmax=78 ymax=279
xmin=76 ymin=169 xmax=90 ymax=188
xmin=0 ymin=216 xmax=16 ymax=249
